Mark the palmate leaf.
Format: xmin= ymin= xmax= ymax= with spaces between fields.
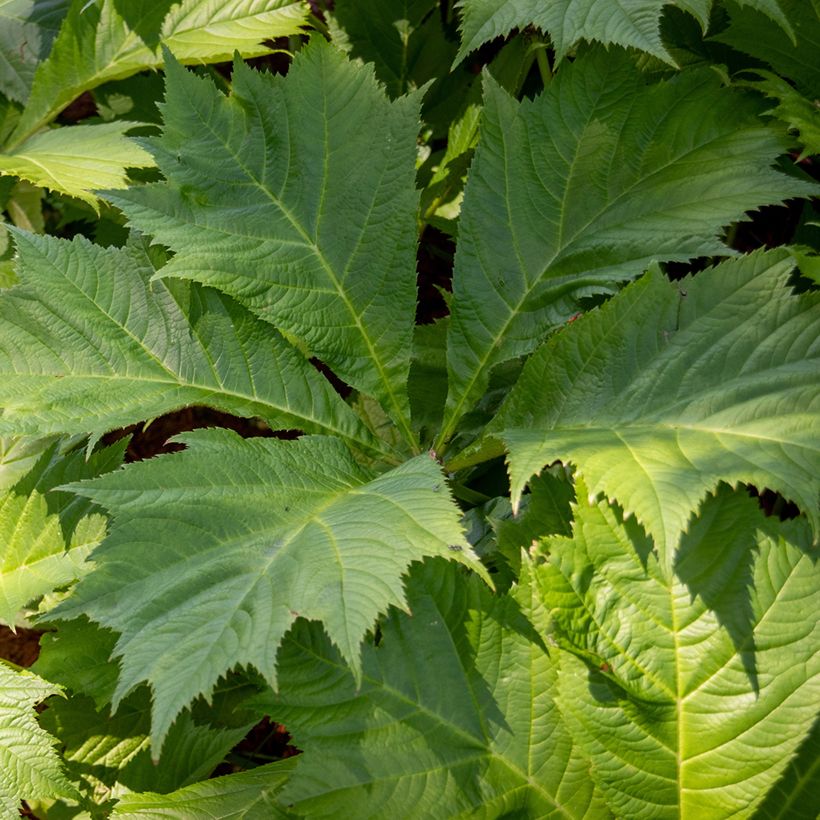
xmin=48 ymin=430 xmax=484 ymax=750
xmin=496 ymin=250 xmax=820 ymax=561
xmin=437 ymin=46 xmax=815 ymax=444
xmin=110 ymin=759 xmax=298 ymax=819
xmin=0 ymin=122 xmax=155 ymax=207
xmin=254 ymin=559 xmax=605 ymax=817
xmin=108 ymin=40 xmax=422 ymax=447
xmin=0 ymin=663 xmax=78 ymax=818
xmin=534 ymin=485 xmax=820 ymax=819
xmin=6 ymin=0 xmax=310 ymax=146
xmin=0 ymin=231 xmax=384 ymax=460
xmin=454 ymin=0 xmax=793 ymax=63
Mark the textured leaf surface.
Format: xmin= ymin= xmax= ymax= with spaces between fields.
xmin=109 ymin=41 xmax=421 ymax=445
xmin=498 ymin=250 xmax=820 ymax=558
xmin=7 ymin=0 xmax=309 ymax=145
xmin=0 ymin=491 xmax=105 ymax=624
xmin=0 ymin=122 xmax=154 ymax=206
xmin=439 ymin=47 xmax=814 ymax=443
xmin=50 ymin=430 xmax=482 ymax=749
xmin=255 ymin=560 xmax=605 ymax=818
xmin=0 ymin=663 xmax=77 ymax=817
xmin=0 ymin=231 xmax=382 ymax=458
xmin=535 ymin=485 xmax=820 ymax=819
xmin=454 ymin=0 xmax=792 ymax=63
xmin=111 ymin=760 xmax=297 ymax=819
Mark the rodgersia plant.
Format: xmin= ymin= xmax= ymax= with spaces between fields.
xmin=0 ymin=1 xmax=818 ymax=817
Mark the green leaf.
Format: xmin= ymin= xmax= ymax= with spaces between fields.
xmin=7 ymin=0 xmax=310 ymax=146
xmin=0 ymin=122 xmax=155 ymax=207
xmin=535 ymin=485 xmax=820 ymax=819
xmin=0 ymin=662 xmax=78 ymax=816
xmin=454 ymin=0 xmax=793 ymax=64
xmin=0 ymin=231 xmax=383 ymax=460
xmin=331 ymin=0 xmax=455 ymax=98
xmin=49 ymin=430 xmax=484 ymax=750
xmin=716 ymin=0 xmax=820 ymax=98
xmin=0 ymin=0 xmax=69 ymax=103
xmin=0 ymin=491 xmax=105 ymax=625
xmin=110 ymin=759 xmax=297 ymax=819
xmin=40 ymin=689 xmax=254 ymax=798
xmin=752 ymin=719 xmax=820 ymax=819
xmin=438 ymin=47 xmax=816 ymax=445
xmin=108 ymin=40 xmax=422 ymax=447
xmin=255 ymin=559 xmax=605 ymax=817
xmin=497 ymin=249 xmax=820 ymax=561
xmin=0 ymin=435 xmax=57 ymax=492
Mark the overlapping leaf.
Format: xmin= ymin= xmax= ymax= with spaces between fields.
xmin=0 ymin=230 xmax=382 ymax=459
xmin=255 ymin=560 xmax=605 ymax=817
xmin=496 ymin=250 xmax=820 ymax=559
xmin=534 ymin=485 xmax=820 ymax=818
xmin=7 ymin=0 xmax=310 ymax=145
xmin=48 ymin=430 xmax=482 ymax=749
xmin=0 ymin=663 xmax=78 ymax=817
xmin=438 ymin=47 xmax=815 ymax=444
xmin=108 ymin=41 xmax=422 ymax=446
xmin=0 ymin=122 xmax=155 ymax=207
xmin=454 ymin=0 xmax=793 ymax=63
xmin=111 ymin=760 xmax=297 ymax=819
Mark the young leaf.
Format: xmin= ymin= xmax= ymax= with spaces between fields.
xmin=0 ymin=662 xmax=78 ymax=815
xmin=255 ymin=560 xmax=605 ymax=817
xmin=454 ymin=0 xmax=794 ymax=63
xmin=107 ymin=40 xmax=422 ymax=447
xmin=7 ymin=0 xmax=310 ymax=146
xmin=438 ymin=47 xmax=815 ymax=445
xmin=497 ymin=250 xmax=820 ymax=560
xmin=48 ymin=430 xmax=483 ymax=750
xmin=0 ymin=122 xmax=155 ymax=207
xmin=0 ymin=231 xmax=384 ymax=460
xmin=535 ymin=485 xmax=820 ymax=819
xmin=110 ymin=759 xmax=298 ymax=819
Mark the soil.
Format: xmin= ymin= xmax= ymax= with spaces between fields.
xmin=0 ymin=625 xmax=43 ymax=667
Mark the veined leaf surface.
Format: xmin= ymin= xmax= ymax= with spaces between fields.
xmin=255 ymin=560 xmax=605 ymax=818
xmin=0 ymin=122 xmax=155 ymax=206
xmin=109 ymin=40 xmax=422 ymax=446
xmin=0 ymin=663 xmax=78 ymax=816
xmin=0 ymin=231 xmax=383 ymax=460
xmin=49 ymin=431 xmax=482 ymax=750
xmin=535 ymin=485 xmax=820 ymax=819
xmin=7 ymin=0 xmax=310 ymax=145
xmin=438 ymin=47 xmax=815 ymax=444
xmin=454 ymin=0 xmax=793 ymax=63
xmin=111 ymin=759 xmax=297 ymax=819
xmin=497 ymin=250 xmax=820 ymax=559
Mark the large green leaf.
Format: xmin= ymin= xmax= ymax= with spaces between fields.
xmin=49 ymin=430 xmax=483 ymax=750
xmin=108 ymin=41 xmax=422 ymax=447
xmin=454 ymin=0 xmax=793 ymax=63
xmin=496 ymin=250 xmax=820 ymax=561
xmin=6 ymin=0 xmax=310 ymax=146
xmin=255 ymin=560 xmax=605 ymax=817
xmin=0 ymin=231 xmax=383 ymax=460
xmin=534 ymin=484 xmax=820 ymax=819
xmin=0 ymin=662 xmax=78 ymax=817
xmin=438 ymin=47 xmax=815 ymax=445
xmin=0 ymin=121 xmax=155 ymax=206
xmin=110 ymin=759 xmax=297 ymax=819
